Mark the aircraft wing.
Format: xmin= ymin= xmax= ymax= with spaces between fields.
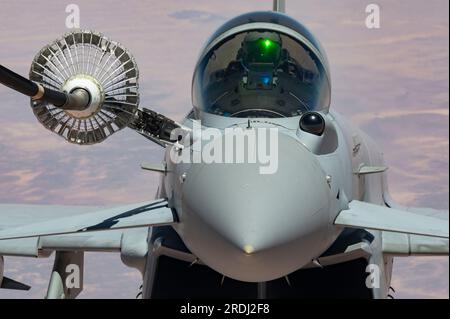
xmin=381 ymin=195 xmax=449 ymax=256
xmin=0 ymin=204 xmax=102 ymax=230
xmin=0 ymin=199 xmax=176 ymax=243
xmin=383 ymin=193 xmax=448 ymax=221
xmin=0 ymin=231 xmax=126 ymax=257
xmin=335 ymin=200 xmax=448 ymax=238
xmin=0 ymin=200 xmax=175 ymax=294
xmin=0 ymin=204 xmax=132 ymax=256
xmin=334 ymin=200 xmax=449 ymax=256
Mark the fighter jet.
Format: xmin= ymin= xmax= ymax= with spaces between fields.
xmin=0 ymin=0 xmax=448 ymax=299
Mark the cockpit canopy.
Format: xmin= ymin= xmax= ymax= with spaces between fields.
xmin=192 ymin=12 xmax=331 ymax=118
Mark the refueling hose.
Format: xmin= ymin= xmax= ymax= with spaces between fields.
xmin=0 ymin=64 xmax=89 ymax=110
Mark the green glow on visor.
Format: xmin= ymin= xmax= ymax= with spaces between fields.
xmin=264 ymin=39 xmax=272 ymax=48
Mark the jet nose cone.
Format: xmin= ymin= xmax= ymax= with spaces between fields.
xmin=182 ymin=131 xmax=331 ymax=253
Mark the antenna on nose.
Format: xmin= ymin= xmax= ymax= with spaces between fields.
xmin=273 ymin=0 xmax=286 ymax=13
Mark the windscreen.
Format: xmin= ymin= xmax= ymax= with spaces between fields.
xmin=192 ymin=30 xmax=331 ymax=118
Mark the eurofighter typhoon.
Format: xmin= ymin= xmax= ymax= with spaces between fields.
xmin=0 ymin=0 xmax=448 ymax=299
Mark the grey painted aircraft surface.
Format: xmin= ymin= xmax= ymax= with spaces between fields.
xmin=0 ymin=1 xmax=448 ymax=299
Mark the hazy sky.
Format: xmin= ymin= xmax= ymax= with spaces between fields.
xmin=0 ymin=0 xmax=448 ymax=298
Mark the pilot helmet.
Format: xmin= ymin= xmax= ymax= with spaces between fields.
xmin=240 ymin=31 xmax=283 ymax=71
